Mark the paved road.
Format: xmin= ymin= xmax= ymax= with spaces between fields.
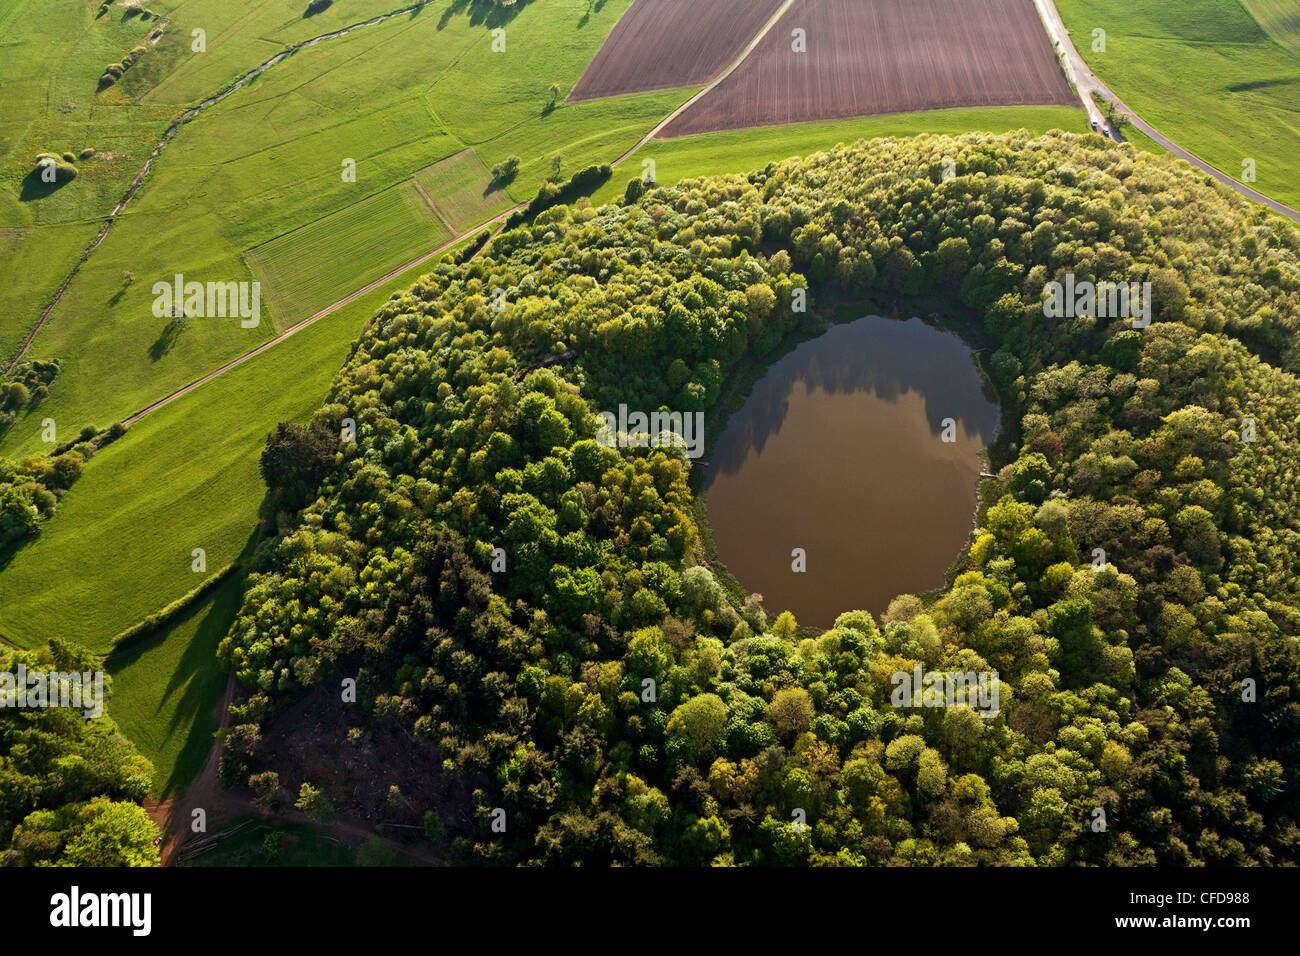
xmin=1034 ymin=0 xmax=1300 ymax=224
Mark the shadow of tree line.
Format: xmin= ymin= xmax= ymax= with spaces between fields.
xmin=438 ymin=0 xmax=539 ymax=31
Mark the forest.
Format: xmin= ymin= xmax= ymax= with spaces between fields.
xmin=8 ymin=126 xmax=1300 ymax=866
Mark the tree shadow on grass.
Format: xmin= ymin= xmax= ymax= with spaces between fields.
xmin=108 ymin=275 xmax=135 ymax=307
xmin=149 ymin=317 xmax=189 ymax=362
xmin=107 ymin=567 xmax=251 ymax=797
xmin=106 ymin=524 xmax=265 ymax=795
xmin=19 ymin=168 xmax=72 ymax=203
xmin=578 ymin=0 xmax=608 ymax=28
xmin=0 ymin=537 xmax=22 ymax=576
xmin=303 ymin=0 xmax=334 ymax=16
xmin=438 ymin=0 xmax=535 ymax=31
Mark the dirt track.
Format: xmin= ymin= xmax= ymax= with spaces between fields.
xmin=121 ymin=214 xmax=513 ymax=426
xmin=662 ymin=0 xmax=1076 ymax=138
xmin=568 ymin=0 xmax=786 ymax=101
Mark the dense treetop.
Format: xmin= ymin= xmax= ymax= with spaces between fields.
xmin=221 ymin=129 xmax=1300 ymax=865
xmin=0 ymin=641 xmax=159 ymax=867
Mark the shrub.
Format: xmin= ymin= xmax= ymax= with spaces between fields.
xmin=295 ymin=782 xmax=334 ymax=822
xmin=33 ymin=154 xmax=77 ymax=183
xmin=4 ymin=383 xmax=30 ymax=408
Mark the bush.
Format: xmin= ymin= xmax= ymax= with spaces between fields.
xmin=33 ymin=154 xmax=77 ymax=183
xmin=451 ymin=230 xmax=492 ymax=265
xmin=295 ymin=782 xmax=334 ymax=822
xmin=4 ymin=383 xmax=30 ymax=408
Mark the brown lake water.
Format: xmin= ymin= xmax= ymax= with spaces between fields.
xmin=703 ymin=315 xmax=999 ymax=628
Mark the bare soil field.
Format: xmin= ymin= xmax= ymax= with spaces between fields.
xmin=661 ymin=0 xmax=1076 ymax=137
xmin=568 ymin=0 xmax=786 ymax=101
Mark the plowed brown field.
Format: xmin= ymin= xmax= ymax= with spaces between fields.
xmin=569 ymin=0 xmax=787 ymax=101
xmin=660 ymin=0 xmax=1076 ymax=137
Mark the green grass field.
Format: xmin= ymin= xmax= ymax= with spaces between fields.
xmin=0 ymin=221 xmax=103 ymax=361
xmin=106 ymin=572 xmax=245 ymax=797
xmin=1120 ymin=123 xmax=1166 ymax=155
xmin=248 ymin=180 xmax=451 ymax=325
xmin=413 ymin=149 xmax=516 ymax=233
xmin=0 ymin=0 xmax=653 ymax=458
xmin=1241 ymin=1 xmax=1300 ymax=57
xmin=591 ymin=105 xmax=1088 ymax=204
xmin=0 ymin=0 xmax=173 ymax=227
xmin=0 ymin=0 xmax=412 ymax=225
xmin=422 ymin=0 xmax=635 ymax=147
xmin=132 ymin=0 xmax=419 ymax=107
xmin=1057 ymin=0 xmax=1300 ymax=209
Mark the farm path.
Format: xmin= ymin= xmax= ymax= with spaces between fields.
xmin=1034 ymin=0 xmax=1300 ymax=224
xmin=145 ymin=669 xmax=235 ymax=866
xmin=613 ymin=0 xmax=800 ymax=163
xmin=122 ymin=206 xmax=518 ymax=426
xmin=412 ymin=177 xmax=457 ymax=234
